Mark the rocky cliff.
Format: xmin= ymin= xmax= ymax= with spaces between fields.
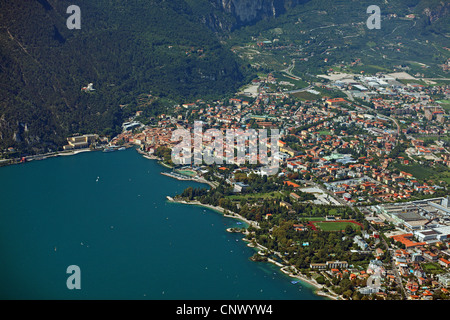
xmin=204 ymin=0 xmax=310 ymax=31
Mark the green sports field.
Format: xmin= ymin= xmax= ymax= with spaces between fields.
xmin=312 ymin=221 xmax=362 ymax=232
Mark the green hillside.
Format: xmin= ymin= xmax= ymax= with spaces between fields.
xmin=0 ymin=0 xmax=448 ymax=156
xmin=0 ymin=0 xmax=251 ymax=155
xmin=227 ymin=0 xmax=449 ymax=77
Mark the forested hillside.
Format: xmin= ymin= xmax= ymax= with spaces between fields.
xmin=0 ymin=0 xmax=447 ymax=156
xmin=227 ymin=0 xmax=449 ymax=78
xmin=0 ymin=0 xmax=251 ymax=155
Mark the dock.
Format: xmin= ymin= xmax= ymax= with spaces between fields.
xmin=161 ymin=171 xmax=192 ymax=181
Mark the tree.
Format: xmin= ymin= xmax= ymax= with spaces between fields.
xmin=343 ymin=290 xmax=353 ymax=299
xmin=316 ymin=275 xmax=326 ymax=285
xmin=345 ymin=224 xmax=355 ymax=236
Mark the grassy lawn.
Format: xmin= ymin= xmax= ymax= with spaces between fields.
xmin=291 ymin=91 xmax=321 ymax=101
xmin=436 ymin=100 xmax=450 ymax=113
xmin=300 ymin=217 xmax=327 ymax=221
xmin=348 ymin=64 xmax=392 ymax=75
xmin=420 ymin=135 xmax=450 ymax=143
xmin=177 ymin=169 xmax=196 ymax=177
xmin=422 ymin=263 xmax=445 ymax=275
xmin=441 ymin=177 xmax=450 ymax=184
xmin=394 ymin=162 xmax=450 ymax=185
xmin=313 ymin=221 xmax=362 ymax=232
xmin=228 ymin=191 xmax=283 ymax=201
xmin=328 ymin=209 xmax=338 ymax=215
xmin=393 ymin=163 xmax=437 ymax=180
xmin=273 ymin=71 xmax=309 ymax=89
xmin=397 ymin=79 xmax=428 ymax=86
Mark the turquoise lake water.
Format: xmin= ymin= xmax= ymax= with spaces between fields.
xmin=0 ymin=148 xmax=322 ymax=300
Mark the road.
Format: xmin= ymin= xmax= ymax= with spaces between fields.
xmin=282 ymin=60 xmax=301 ymax=80
xmin=369 ymin=223 xmax=406 ymax=299
xmin=343 ymin=90 xmax=401 ymax=136
xmin=287 ymin=85 xmax=314 ymax=95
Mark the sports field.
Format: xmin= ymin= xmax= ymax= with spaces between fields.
xmin=177 ymin=169 xmax=196 ymax=177
xmin=308 ymin=220 xmax=363 ymax=232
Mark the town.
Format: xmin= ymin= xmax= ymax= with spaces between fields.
xmin=67 ymin=68 xmax=449 ymax=300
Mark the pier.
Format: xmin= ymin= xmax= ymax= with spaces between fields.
xmin=161 ymin=171 xmax=192 ymax=181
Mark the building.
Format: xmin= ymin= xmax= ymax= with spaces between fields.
xmin=81 ymin=83 xmax=95 ymax=92
xmin=438 ymin=273 xmax=450 ymax=287
xmin=280 ymin=145 xmax=297 ymax=157
xmin=122 ymin=121 xmax=142 ymax=131
xmin=423 ymin=251 xmax=438 ymax=262
xmin=233 ymin=182 xmax=250 ymax=193
xmin=279 ymin=201 xmax=293 ymax=210
xmin=359 ymin=286 xmax=380 ymax=295
xmin=415 ymin=226 xmax=450 ymax=244
xmin=310 ymin=263 xmax=327 ymax=270
xmin=415 ymin=230 xmax=441 ymax=243
xmin=290 ymin=192 xmax=301 ymax=201
xmin=396 ymin=212 xmax=429 ymax=230
xmin=391 ymin=233 xmax=426 ymax=248
xmin=439 ymin=258 xmax=450 ymax=269
xmin=326 ymin=261 xmax=348 ymax=269
xmin=375 ymin=198 xmax=450 ymax=230
xmin=63 ymin=134 xmax=99 ymax=150
xmin=354 ymin=235 xmax=369 ymax=250
xmin=326 ymin=98 xmax=348 ymax=107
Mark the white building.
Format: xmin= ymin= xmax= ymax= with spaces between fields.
xmin=438 ymin=273 xmax=450 ymax=287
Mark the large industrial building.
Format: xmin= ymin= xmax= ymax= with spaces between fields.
xmin=374 ymin=197 xmax=450 ymax=244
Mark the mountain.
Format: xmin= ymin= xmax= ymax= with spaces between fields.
xmin=0 ymin=0 xmax=253 ymax=155
xmin=226 ymin=0 xmax=449 ymax=78
xmin=0 ymin=0 xmax=448 ymax=156
xmin=188 ymin=0 xmax=312 ymax=31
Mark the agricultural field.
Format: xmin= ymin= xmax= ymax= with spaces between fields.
xmin=436 ymin=100 xmax=450 ymax=113
xmin=291 ymin=90 xmax=321 ymax=101
xmin=394 ymin=163 xmax=450 ymax=185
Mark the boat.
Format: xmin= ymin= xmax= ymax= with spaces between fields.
xmin=103 ymin=147 xmax=115 ymax=152
xmin=118 ymin=147 xmax=126 ymax=151
xmin=103 ymin=146 xmax=118 ymax=152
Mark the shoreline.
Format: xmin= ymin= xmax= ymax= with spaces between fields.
xmin=3 ymin=144 xmax=342 ymax=299
xmin=0 ymin=148 xmax=98 ymax=167
xmin=135 ymin=147 xmax=218 ymax=189
xmin=166 ymin=197 xmax=259 ymax=229
xmin=167 ymin=196 xmax=341 ymax=300
xmin=0 ymin=144 xmax=135 ymax=167
xmin=243 ymin=236 xmax=341 ymax=300
xmin=7 ymin=145 xmax=341 ymax=299
xmin=161 ymin=172 xmax=217 ymax=189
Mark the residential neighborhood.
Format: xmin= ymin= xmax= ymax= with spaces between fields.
xmin=106 ymin=70 xmax=449 ymax=300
